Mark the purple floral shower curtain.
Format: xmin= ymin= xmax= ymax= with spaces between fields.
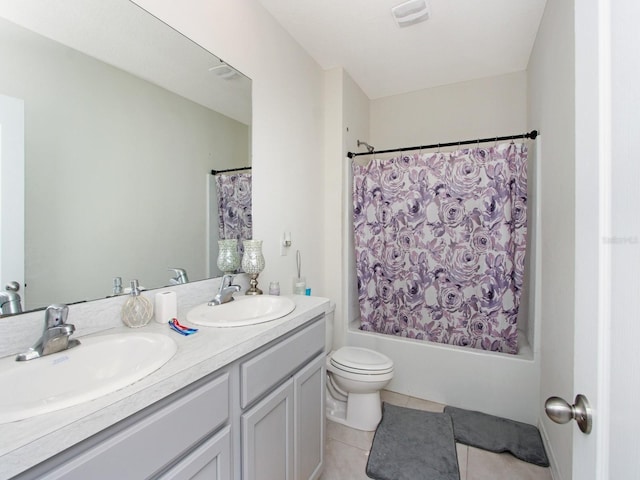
xmin=215 ymin=173 xmax=252 ymax=252
xmin=352 ymin=142 xmax=527 ymax=354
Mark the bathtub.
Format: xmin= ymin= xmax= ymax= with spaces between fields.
xmin=346 ymin=322 xmax=540 ymax=425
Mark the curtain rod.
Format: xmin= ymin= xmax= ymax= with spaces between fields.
xmin=210 ymin=166 xmax=252 ymax=175
xmin=347 ymin=130 xmax=539 ymax=158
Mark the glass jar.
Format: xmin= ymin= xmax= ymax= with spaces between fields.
xmin=268 ymin=281 xmax=280 ymax=296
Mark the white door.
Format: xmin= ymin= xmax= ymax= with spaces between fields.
xmin=571 ymin=0 xmax=639 ymax=478
xmin=0 ymin=94 xmax=25 ymax=308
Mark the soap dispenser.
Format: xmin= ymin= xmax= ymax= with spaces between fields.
xmin=121 ymin=279 xmax=153 ymax=328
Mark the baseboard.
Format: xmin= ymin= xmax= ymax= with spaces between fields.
xmin=538 ymin=419 xmax=564 ymax=480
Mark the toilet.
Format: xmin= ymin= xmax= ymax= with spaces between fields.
xmin=325 ymin=305 xmax=394 ymax=431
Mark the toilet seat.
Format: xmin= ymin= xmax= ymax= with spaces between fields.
xmin=329 ymin=347 xmax=394 ymax=375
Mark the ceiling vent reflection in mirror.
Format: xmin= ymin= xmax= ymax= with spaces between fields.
xmin=391 ymin=0 xmax=430 ymax=28
xmin=209 ymin=63 xmax=241 ymax=80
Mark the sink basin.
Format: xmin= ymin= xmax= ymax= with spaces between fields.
xmin=0 ymin=332 xmax=177 ymax=424
xmin=187 ymin=295 xmax=296 ymax=327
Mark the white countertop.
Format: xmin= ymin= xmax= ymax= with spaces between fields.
xmin=0 ymin=295 xmax=330 ymax=479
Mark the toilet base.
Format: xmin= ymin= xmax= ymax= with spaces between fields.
xmin=325 ymin=389 xmax=382 ymax=431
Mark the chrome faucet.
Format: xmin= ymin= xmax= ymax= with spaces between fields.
xmin=16 ymin=304 xmax=80 ymax=361
xmin=169 ymin=268 xmax=189 ymax=285
xmin=112 ymin=276 xmax=124 ymax=295
xmin=209 ymin=274 xmax=241 ymax=306
xmin=0 ymin=282 xmax=22 ymax=315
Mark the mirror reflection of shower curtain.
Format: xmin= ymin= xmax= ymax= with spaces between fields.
xmin=215 ymin=172 xmax=252 ymax=259
xmin=352 ymin=143 xmax=527 ymax=354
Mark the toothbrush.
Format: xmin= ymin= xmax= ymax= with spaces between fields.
xmin=168 ymin=318 xmax=198 ymax=335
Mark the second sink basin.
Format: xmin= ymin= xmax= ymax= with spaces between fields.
xmin=187 ymin=295 xmax=296 ymax=327
xmin=0 ymin=332 xmax=177 ymax=424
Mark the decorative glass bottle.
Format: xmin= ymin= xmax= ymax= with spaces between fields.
xmin=121 ymin=279 xmax=153 ymax=328
xmin=217 ymin=239 xmax=240 ymax=274
xmin=241 ymin=240 xmax=265 ymax=295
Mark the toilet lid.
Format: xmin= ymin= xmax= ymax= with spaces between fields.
xmin=330 ymin=347 xmax=394 ymax=374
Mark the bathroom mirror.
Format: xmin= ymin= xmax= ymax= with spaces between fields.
xmin=0 ymin=0 xmax=251 ymax=313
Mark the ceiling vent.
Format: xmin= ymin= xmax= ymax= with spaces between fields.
xmin=208 ymin=64 xmax=240 ymax=80
xmin=391 ymin=0 xmax=430 ymax=28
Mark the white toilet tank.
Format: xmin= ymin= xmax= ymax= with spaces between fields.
xmin=325 ymin=302 xmax=336 ymax=353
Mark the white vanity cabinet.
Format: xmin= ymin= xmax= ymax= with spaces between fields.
xmin=239 ymin=358 xmax=326 ymax=480
xmin=239 ymin=316 xmax=325 ymax=480
xmin=11 ymin=313 xmax=326 ymax=480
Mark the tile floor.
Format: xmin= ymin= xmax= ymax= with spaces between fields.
xmin=319 ymin=390 xmax=553 ymax=480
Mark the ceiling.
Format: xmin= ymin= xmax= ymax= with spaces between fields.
xmin=257 ymin=0 xmax=547 ymax=99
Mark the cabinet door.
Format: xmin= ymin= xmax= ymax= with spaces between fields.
xmin=241 ymin=380 xmax=294 ymax=480
xmin=157 ymin=426 xmax=231 ymax=480
xmin=294 ymin=354 xmax=325 ymax=480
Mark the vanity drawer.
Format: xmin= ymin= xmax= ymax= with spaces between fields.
xmin=39 ymin=372 xmax=229 ymax=480
xmin=240 ymin=316 xmax=325 ymax=408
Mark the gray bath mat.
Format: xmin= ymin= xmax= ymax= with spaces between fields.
xmin=366 ymin=403 xmax=460 ymax=480
xmin=444 ymin=406 xmax=549 ymax=467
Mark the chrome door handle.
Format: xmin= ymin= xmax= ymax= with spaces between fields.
xmin=545 ymin=394 xmax=592 ymax=434
xmin=5 ymin=281 xmax=20 ymax=292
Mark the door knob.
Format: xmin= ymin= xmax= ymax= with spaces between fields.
xmin=545 ymin=394 xmax=592 ymax=434
xmin=5 ymin=281 xmax=20 ymax=292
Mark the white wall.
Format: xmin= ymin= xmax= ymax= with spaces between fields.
xmin=322 ymin=67 xmax=344 ymax=344
xmin=527 ymin=0 xmax=575 ymax=478
xmin=133 ymin=0 xmax=325 ymax=297
xmin=323 ymin=67 xmax=370 ymax=349
xmin=342 ymin=73 xmax=371 ymax=339
xmin=0 ymin=17 xmax=248 ymax=308
xmin=370 ymin=71 xmax=527 ymax=149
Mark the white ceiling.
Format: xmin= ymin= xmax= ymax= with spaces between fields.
xmin=257 ymin=0 xmax=547 ymax=99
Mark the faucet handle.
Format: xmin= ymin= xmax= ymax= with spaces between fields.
xmin=44 ymin=304 xmax=69 ymax=328
xmin=169 ymin=268 xmax=189 ymax=284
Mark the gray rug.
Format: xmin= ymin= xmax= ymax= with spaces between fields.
xmin=444 ymin=406 xmax=549 ymax=467
xmin=366 ymin=403 xmax=460 ymax=480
